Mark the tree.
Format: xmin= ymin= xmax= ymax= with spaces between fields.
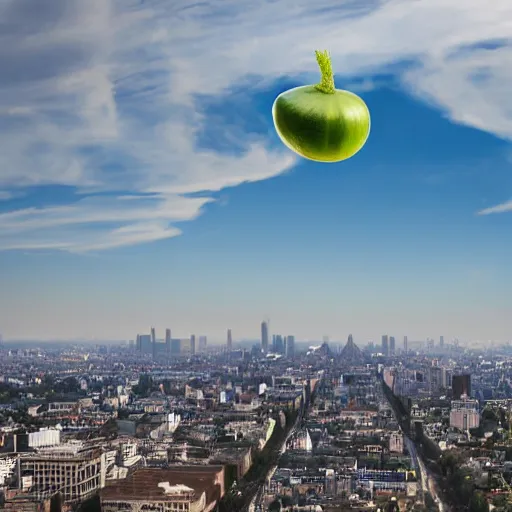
xmin=482 ymin=408 xmax=497 ymax=423
xmin=492 ymin=494 xmax=508 ymax=508
xmin=425 ymin=493 xmax=436 ymax=509
xmin=439 ymin=451 xmax=459 ymax=476
xmin=281 ymin=495 xmax=293 ymax=507
xmin=268 ymin=499 xmax=281 ymax=512
xmin=469 ymin=491 xmax=489 ymax=512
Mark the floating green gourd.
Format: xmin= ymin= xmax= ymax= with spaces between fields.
xmin=272 ymin=50 xmax=371 ymax=163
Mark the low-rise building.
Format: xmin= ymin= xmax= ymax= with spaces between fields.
xmin=100 ymin=466 xmax=225 ymax=512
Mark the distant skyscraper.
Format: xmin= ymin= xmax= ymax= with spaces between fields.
xmin=190 ymin=335 xmax=196 ymax=355
xmin=274 ymin=335 xmax=284 ymax=355
xmin=452 ymin=374 xmax=471 ymax=399
xmin=138 ymin=334 xmax=152 ymax=354
xmin=440 ymin=335 xmax=444 ymax=347
xmin=151 ymin=327 xmax=156 ymax=359
xmin=171 ymin=338 xmax=181 ymax=355
xmin=389 ymin=336 xmax=396 ymax=355
xmin=403 ymin=336 xmax=408 ymax=354
xmin=382 ymin=335 xmax=389 ymax=356
xmin=261 ymin=321 xmax=269 ymax=353
xmin=199 ymin=336 xmax=207 ymax=353
xmin=227 ymin=329 xmax=232 ymax=351
xmin=165 ymin=329 xmax=171 ymax=358
xmin=286 ymin=336 xmax=295 ymax=358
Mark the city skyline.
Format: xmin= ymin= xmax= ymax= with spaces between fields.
xmin=0 ymin=0 xmax=511 ymax=341
xmin=0 ymin=325 xmax=475 ymax=347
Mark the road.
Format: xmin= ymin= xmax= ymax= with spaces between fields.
xmin=244 ymin=379 xmax=323 ymax=512
xmin=248 ymin=409 xmax=304 ymax=512
xmin=404 ymin=435 xmax=446 ymax=512
xmin=381 ymin=378 xmax=447 ymax=512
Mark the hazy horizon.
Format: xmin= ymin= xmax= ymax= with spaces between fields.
xmin=0 ymin=334 xmax=497 ymax=348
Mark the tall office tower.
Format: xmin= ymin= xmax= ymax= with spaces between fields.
xmin=190 ymin=335 xmax=196 ymax=355
xmin=138 ymin=334 xmax=152 ymax=354
xmin=389 ymin=336 xmax=396 ymax=355
xmin=227 ymin=329 xmax=232 ymax=351
xmin=286 ymin=336 xmax=295 ymax=358
xmin=171 ymin=338 xmax=181 ymax=355
xmin=151 ymin=327 xmax=156 ymax=359
xmin=199 ymin=336 xmax=207 ymax=353
xmin=452 ymin=374 xmax=471 ymax=399
xmin=403 ymin=336 xmax=408 ymax=354
xmin=165 ymin=329 xmax=171 ymax=358
xmin=136 ymin=334 xmax=141 ymax=352
xmin=274 ymin=335 xmax=284 ymax=355
xmin=382 ymin=335 xmax=389 ymax=356
xmin=261 ymin=321 xmax=269 ymax=353
xmin=440 ymin=335 xmax=444 ymax=348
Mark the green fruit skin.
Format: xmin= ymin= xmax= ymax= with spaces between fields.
xmin=272 ymin=85 xmax=371 ymax=163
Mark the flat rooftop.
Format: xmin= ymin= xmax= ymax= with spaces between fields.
xmin=100 ymin=466 xmax=224 ymax=503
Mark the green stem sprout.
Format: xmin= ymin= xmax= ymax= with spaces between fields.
xmin=314 ymin=50 xmax=336 ymax=94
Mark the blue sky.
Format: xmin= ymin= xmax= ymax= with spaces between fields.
xmin=0 ymin=0 xmax=511 ymax=344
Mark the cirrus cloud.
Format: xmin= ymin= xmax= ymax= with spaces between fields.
xmin=477 ymin=200 xmax=512 ymax=216
xmin=1 ymin=0 xmax=512 ymax=251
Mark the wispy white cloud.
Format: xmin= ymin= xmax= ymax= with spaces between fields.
xmin=477 ymin=200 xmax=512 ymax=216
xmin=0 ymin=191 xmax=14 ymax=201
xmin=0 ymin=0 xmax=511 ymax=251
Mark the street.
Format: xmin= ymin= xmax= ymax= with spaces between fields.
xmin=404 ymin=436 xmax=446 ymax=512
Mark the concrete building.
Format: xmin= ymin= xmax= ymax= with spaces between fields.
xmin=28 ymin=429 xmax=60 ymax=449
xmin=389 ymin=432 xmax=404 ymax=454
xmin=198 ymin=336 xmax=207 ymax=353
xmin=181 ymin=338 xmax=193 ymax=356
xmin=286 ymin=336 xmax=295 ymax=358
xmin=389 ymin=336 xmax=395 ymax=356
xmin=47 ymin=402 xmax=76 ymax=413
xmin=151 ymin=327 xmax=156 ymax=359
xmin=261 ymin=321 xmax=269 ymax=353
xmin=450 ymin=409 xmax=479 ymax=430
xmin=171 ymin=338 xmax=181 ymax=355
xmin=452 ymin=374 xmax=471 ymax=399
xmin=273 ymin=335 xmax=284 ymax=355
xmin=227 ymin=329 xmax=232 ymax=351
xmin=100 ymin=466 xmax=225 ymax=512
xmin=211 ymin=447 xmax=252 ymax=481
xmin=137 ymin=334 xmax=152 ymax=354
xmin=382 ymin=335 xmax=389 ymax=356
xmin=19 ymin=444 xmax=104 ymax=504
xmin=165 ymin=329 xmax=172 ymax=358
xmin=450 ymin=398 xmax=479 ymax=430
